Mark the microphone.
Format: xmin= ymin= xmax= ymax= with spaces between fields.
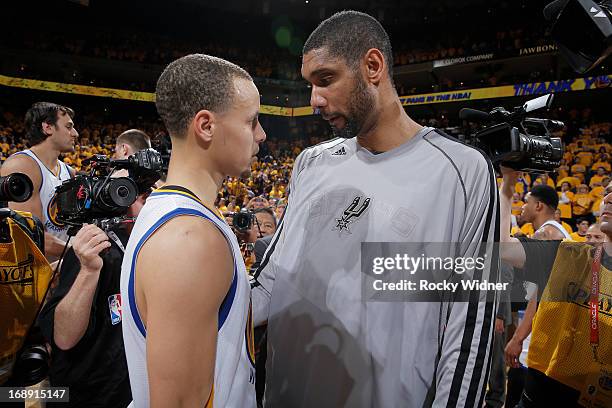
xmin=543 ymin=0 xmax=567 ymax=21
xmin=459 ymin=108 xmax=491 ymax=122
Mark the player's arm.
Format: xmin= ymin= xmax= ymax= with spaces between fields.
xmin=433 ymin=155 xmax=498 ymax=407
xmin=251 ymin=222 xmax=282 ymax=327
xmin=499 ymin=166 xmax=527 ymax=268
xmin=1 ymin=155 xmax=68 ymax=258
xmin=138 ymin=216 xmax=233 ymax=408
xmin=505 ymin=294 xmax=537 ymax=368
xmin=53 ymin=224 xmax=111 ymax=350
xmin=251 ymin=149 xmax=305 ymax=327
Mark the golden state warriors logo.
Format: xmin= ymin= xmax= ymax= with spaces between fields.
xmin=46 ymin=194 xmax=65 ymax=229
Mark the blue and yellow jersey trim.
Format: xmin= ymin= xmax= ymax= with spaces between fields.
xmin=245 ymin=299 xmax=256 ymax=367
xmin=128 ymin=207 xmax=237 ymax=338
xmin=205 ymin=385 xmax=214 ymax=408
xmin=150 ymin=187 xmax=225 ymax=221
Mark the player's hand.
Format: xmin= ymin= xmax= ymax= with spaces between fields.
xmin=505 ymin=337 xmax=523 ymax=368
xmin=72 ymin=224 xmax=111 ymax=274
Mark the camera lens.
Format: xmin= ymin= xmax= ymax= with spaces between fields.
xmin=232 ymin=211 xmax=253 ymax=232
xmin=117 ymin=185 xmax=130 ymax=199
xmin=0 ymin=173 xmax=33 ymax=202
xmin=98 ymin=178 xmax=138 ymax=210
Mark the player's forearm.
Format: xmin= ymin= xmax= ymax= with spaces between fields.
xmin=499 ymin=182 xmax=514 ymax=243
xmin=53 ymin=268 xmax=100 ymax=350
xmin=511 ymin=316 xmax=532 ymax=343
xmin=499 ymin=177 xmax=527 ymax=266
xmin=512 ymin=296 xmax=537 ymax=342
xmin=432 ymin=302 xmax=493 ymax=406
xmin=251 ymin=278 xmax=271 ymax=327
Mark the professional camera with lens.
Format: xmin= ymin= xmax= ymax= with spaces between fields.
xmin=233 ymin=209 xmax=256 ymax=233
xmin=0 ymin=172 xmax=34 ymax=205
xmin=460 ymin=94 xmax=564 ymax=172
xmin=54 ymin=148 xmax=163 ymax=233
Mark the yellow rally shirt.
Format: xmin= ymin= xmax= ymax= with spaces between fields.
xmin=0 ymin=212 xmax=52 ymax=384
xmin=521 ymin=240 xmax=611 ymax=395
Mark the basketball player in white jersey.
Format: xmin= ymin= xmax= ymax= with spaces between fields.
xmin=120 ymin=54 xmax=265 ymax=407
xmin=1 ymin=102 xmax=77 ymax=260
xmin=520 ymin=184 xmax=571 ymax=240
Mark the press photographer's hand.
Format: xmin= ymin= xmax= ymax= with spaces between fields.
xmin=234 ymin=225 xmax=258 ymax=244
xmin=72 ymin=224 xmax=111 ymax=273
xmin=500 ymin=166 xmax=521 ymax=198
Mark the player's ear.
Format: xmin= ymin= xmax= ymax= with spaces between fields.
xmin=193 ymin=109 xmax=214 ymax=143
xmin=41 ymin=121 xmax=55 ymax=137
xmin=363 ymin=48 xmax=385 ymax=86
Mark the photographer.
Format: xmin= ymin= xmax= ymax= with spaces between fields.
xmin=250 ymin=208 xmax=278 ymax=269
xmin=234 ymin=207 xmax=277 ymax=273
xmin=500 ymin=169 xmax=612 ymax=407
xmin=38 ymin=223 xmax=131 ymax=407
xmin=37 ymin=129 xmax=151 ymax=407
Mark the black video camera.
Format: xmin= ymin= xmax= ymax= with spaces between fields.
xmin=54 ymin=148 xmax=163 ymax=233
xmin=460 ymin=94 xmax=564 ymax=172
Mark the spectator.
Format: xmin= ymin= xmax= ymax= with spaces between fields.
xmin=585 ymin=223 xmax=606 ymax=245
xmin=572 ymin=184 xmax=593 ymax=220
xmin=554 ymin=208 xmax=574 ymax=235
xmin=589 ymin=166 xmax=609 ymax=188
xmin=570 ymin=218 xmax=591 ymax=242
xmin=253 ymin=208 xmax=277 ymax=238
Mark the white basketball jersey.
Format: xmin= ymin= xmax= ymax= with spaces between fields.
xmin=539 ymin=219 xmax=572 ymax=240
xmin=12 ymin=150 xmax=71 ymax=241
xmin=120 ymin=186 xmax=256 ymax=408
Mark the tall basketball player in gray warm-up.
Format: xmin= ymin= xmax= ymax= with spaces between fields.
xmin=252 ymin=11 xmax=499 ymax=407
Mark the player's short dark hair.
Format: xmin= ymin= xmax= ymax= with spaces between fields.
xmin=116 ymin=129 xmax=151 ymax=152
xmin=25 ymin=102 xmax=75 ymax=146
xmin=303 ymin=10 xmax=394 ymax=80
xmin=155 ymin=54 xmax=252 ymax=138
xmin=530 ymin=185 xmax=559 ymax=210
